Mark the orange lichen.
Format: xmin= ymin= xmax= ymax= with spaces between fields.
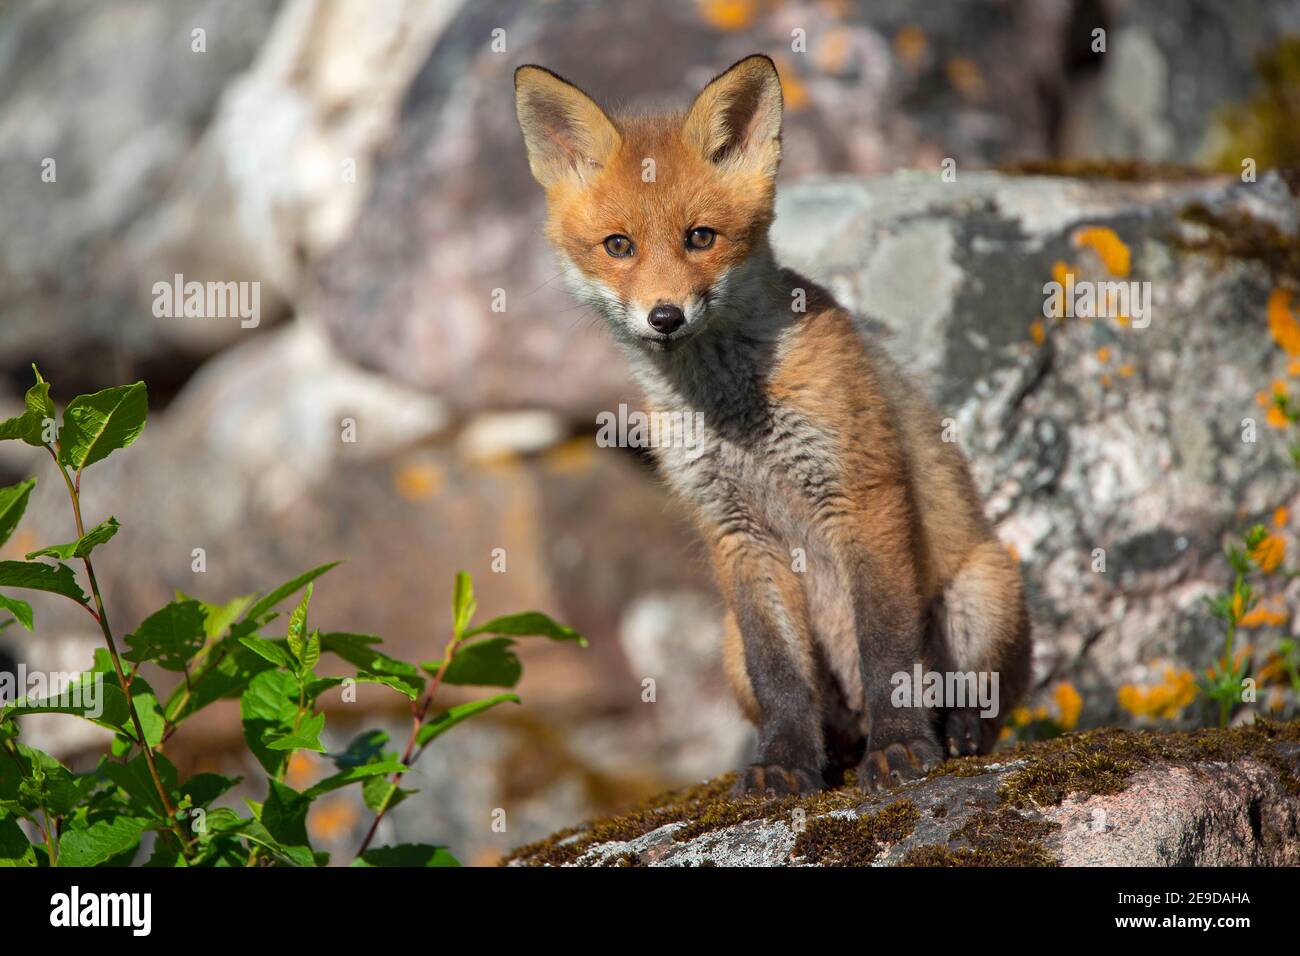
xmin=1072 ymin=226 xmax=1131 ymax=277
xmin=893 ymin=25 xmax=928 ymax=69
xmin=816 ymin=28 xmax=853 ymax=73
xmin=946 ymin=58 xmax=986 ymax=101
xmin=309 ymin=797 xmax=360 ymax=841
xmin=542 ymin=437 xmax=594 ymax=475
xmin=697 ymin=0 xmax=758 ymax=31
xmin=1053 ymin=683 xmax=1083 ymax=731
xmin=393 ymin=461 xmax=444 ymax=500
xmin=1117 ymin=667 xmax=1197 ymax=720
xmin=774 ymin=55 xmax=810 ymax=111
xmin=1250 ymin=533 xmax=1286 ymax=573
xmin=1269 ymin=289 xmax=1300 ymax=356
xmin=1239 ymin=602 xmax=1289 ymax=629
xmin=1029 ymin=319 xmax=1045 ymax=345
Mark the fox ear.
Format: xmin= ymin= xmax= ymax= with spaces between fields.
xmin=515 ymin=65 xmax=620 ymax=189
xmin=683 ymin=54 xmax=782 ymax=177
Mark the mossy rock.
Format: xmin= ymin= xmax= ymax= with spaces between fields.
xmin=503 ymin=721 xmax=1300 ymax=867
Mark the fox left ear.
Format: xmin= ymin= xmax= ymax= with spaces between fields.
xmin=515 ymin=65 xmax=621 ymax=190
xmin=683 ymin=54 xmax=783 ymax=177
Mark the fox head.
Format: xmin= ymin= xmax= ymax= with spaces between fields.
xmin=514 ymin=55 xmax=783 ymax=353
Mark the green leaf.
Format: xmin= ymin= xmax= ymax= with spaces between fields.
xmin=0 ymin=595 xmax=33 ymax=631
xmin=0 ymin=479 xmax=36 ymax=547
xmin=123 ymin=599 xmax=207 ymax=671
xmin=2 ymin=681 xmax=132 ymax=730
xmin=180 ymin=773 xmax=240 ymax=809
xmin=239 ymin=635 xmax=295 ymax=670
xmin=422 ymin=636 xmax=521 ymax=688
xmin=304 ymin=673 xmax=420 ymax=702
xmin=362 ymin=776 xmax=415 ymax=814
xmin=258 ymin=781 xmax=317 ymax=868
xmin=198 ymin=594 xmax=254 ymax=640
xmin=0 ymin=561 xmax=87 ymax=604
xmin=300 ymin=630 xmax=321 ymax=674
xmin=240 ymin=669 xmax=302 ymax=775
xmin=352 ymin=844 xmax=460 ymax=867
xmin=25 ymin=516 xmax=121 ymax=561
xmin=266 ymin=711 xmax=326 ymax=752
xmin=286 ymin=583 xmax=312 ymax=664
xmin=243 ymin=563 xmax=339 ymax=624
xmin=104 ymin=752 xmax=179 ymax=821
xmin=415 ymin=693 xmax=520 ymax=747
xmin=163 ymin=638 xmax=275 ymax=725
xmin=452 ymin=570 xmax=476 ymax=637
xmin=334 ymin=730 xmax=390 ymax=768
xmin=57 ymin=814 xmax=148 ymax=867
xmin=302 ymin=760 xmax=406 ymax=800
xmin=319 ymin=633 xmax=424 ymax=697
xmin=464 ymin=610 xmax=585 ymax=645
xmin=1 ymin=744 xmax=91 ymax=818
xmin=0 ymin=814 xmax=37 ymax=867
xmin=7 ymin=654 xmax=166 ymax=747
xmin=0 ymin=373 xmax=55 ymax=448
xmin=58 ymin=381 xmax=148 ymax=471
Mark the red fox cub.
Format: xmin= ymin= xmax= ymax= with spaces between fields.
xmin=515 ymin=55 xmax=1031 ymax=795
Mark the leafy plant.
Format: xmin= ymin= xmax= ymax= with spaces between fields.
xmin=0 ymin=367 xmax=584 ymax=866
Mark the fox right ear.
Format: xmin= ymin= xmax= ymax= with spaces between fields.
xmin=514 ymin=66 xmax=620 ymax=190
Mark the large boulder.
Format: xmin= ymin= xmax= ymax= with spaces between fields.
xmin=503 ymin=721 xmax=1300 ymax=866
xmin=0 ymin=0 xmax=283 ymax=394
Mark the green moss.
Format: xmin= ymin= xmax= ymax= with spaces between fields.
xmin=503 ymin=721 xmax=1300 ymax=866
xmin=791 ymin=800 xmax=921 ymax=866
xmin=1207 ymin=37 xmax=1300 ymax=175
xmin=1176 ymin=203 xmax=1300 ymax=284
xmin=949 ymin=720 xmax=1300 ymax=810
xmin=997 ymin=158 xmax=1213 ymax=181
xmin=999 ymin=749 xmax=1137 ymax=809
xmin=900 ymin=808 xmax=1060 ymax=867
xmin=501 ymin=773 xmax=869 ymax=866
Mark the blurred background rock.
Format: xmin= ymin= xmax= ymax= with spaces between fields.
xmin=1 ymin=0 xmax=1299 ymax=865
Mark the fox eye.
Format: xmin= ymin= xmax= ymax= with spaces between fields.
xmin=686 ymin=226 xmax=716 ymax=250
xmin=603 ymin=235 xmax=634 ymax=257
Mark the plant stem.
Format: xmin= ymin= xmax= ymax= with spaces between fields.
xmin=354 ymin=632 xmax=462 ymax=859
xmin=47 ymin=448 xmax=191 ymax=855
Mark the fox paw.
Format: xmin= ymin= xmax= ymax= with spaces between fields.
xmin=943 ymin=708 xmax=984 ymax=757
xmin=857 ymin=738 xmax=941 ymax=794
xmin=733 ymin=764 xmax=823 ymax=797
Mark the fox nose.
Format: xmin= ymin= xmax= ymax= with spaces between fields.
xmin=648 ymin=304 xmax=685 ymax=335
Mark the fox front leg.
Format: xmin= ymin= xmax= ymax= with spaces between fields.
xmin=848 ymin=554 xmax=943 ymax=794
xmin=718 ymin=541 xmax=827 ymax=796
